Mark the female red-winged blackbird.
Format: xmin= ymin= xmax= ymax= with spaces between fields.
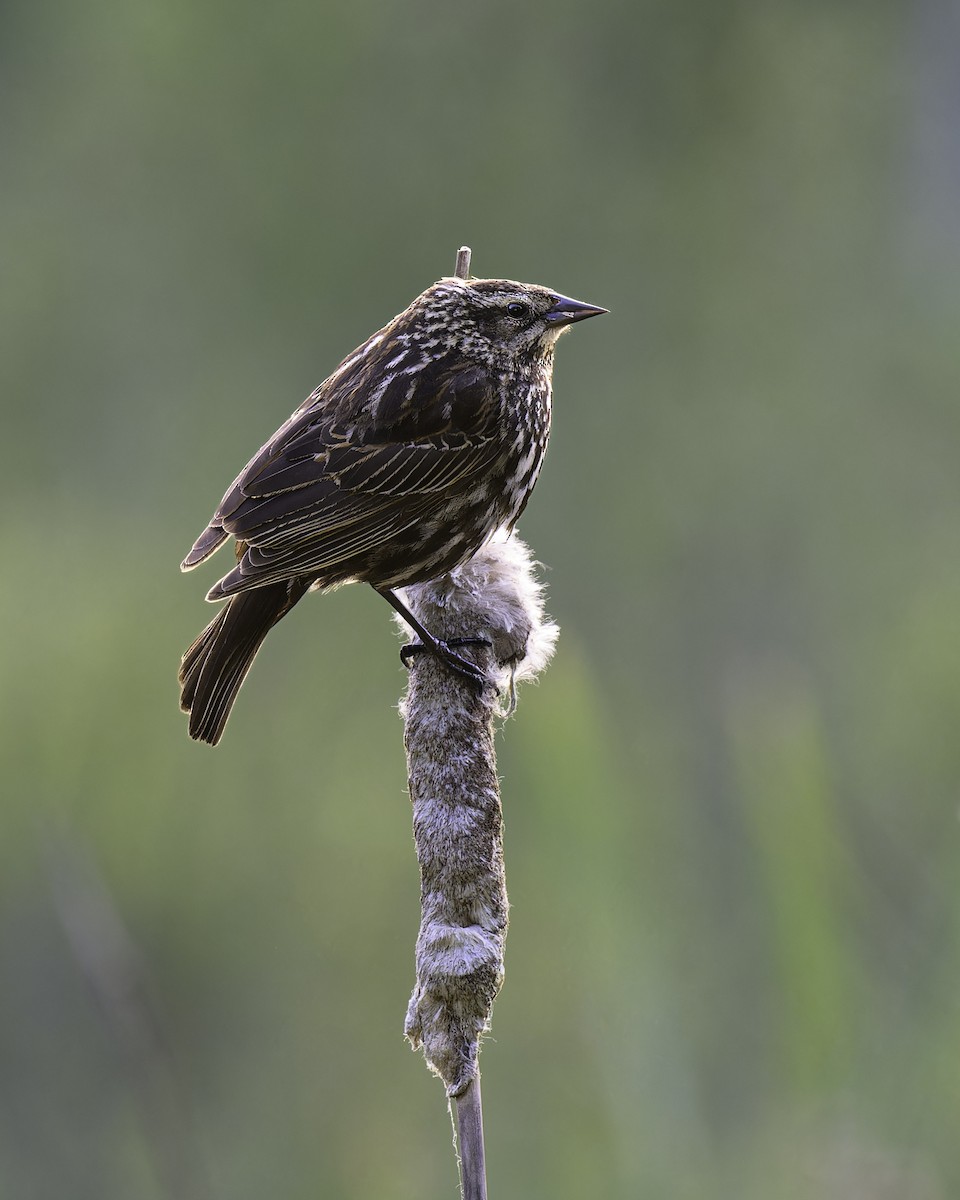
xmin=179 ymin=274 xmax=605 ymax=744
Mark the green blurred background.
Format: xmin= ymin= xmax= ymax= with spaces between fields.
xmin=3 ymin=1 xmax=959 ymax=1196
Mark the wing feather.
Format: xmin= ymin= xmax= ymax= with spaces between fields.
xmin=188 ymin=355 xmax=502 ymax=595
xmin=210 ymin=496 xmax=441 ymax=598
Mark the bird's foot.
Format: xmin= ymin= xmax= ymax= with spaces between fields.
xmin=400 ymin=636 xmax=492 ymax=685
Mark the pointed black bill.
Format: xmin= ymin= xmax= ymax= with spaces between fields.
xmin=544 ymin=293 xmax=608 ymax=326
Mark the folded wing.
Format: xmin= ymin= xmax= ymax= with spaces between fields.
xmin=182 ymin=359 xmax=502 ymax=597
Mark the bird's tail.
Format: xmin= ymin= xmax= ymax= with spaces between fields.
xmin=179 ymin=579 xmax=310 ymax=745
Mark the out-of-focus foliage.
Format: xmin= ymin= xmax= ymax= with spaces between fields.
xmin=3 ymin=1 xmax=959 ymax=1196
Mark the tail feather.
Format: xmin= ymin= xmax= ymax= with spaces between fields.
xmin=179 ymin=579 xmax=309 ymax=745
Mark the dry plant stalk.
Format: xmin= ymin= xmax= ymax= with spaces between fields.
xmin=396 ymin=531 xmax=557 ymax=1198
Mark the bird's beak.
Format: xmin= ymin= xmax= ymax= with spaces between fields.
xmin=544 ymin=294 xmax=608 ymax=326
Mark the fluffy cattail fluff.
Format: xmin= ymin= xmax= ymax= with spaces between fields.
xmin=397 ymin=532 xmax=557 ymax=1095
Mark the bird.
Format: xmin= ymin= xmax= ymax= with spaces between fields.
xmin=179 ymin=271 xmax=606 ymax=744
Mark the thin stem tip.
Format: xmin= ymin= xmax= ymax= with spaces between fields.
xmin=454 ymin=247 xmax=472 ymax=280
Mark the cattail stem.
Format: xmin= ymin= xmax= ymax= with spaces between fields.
xmin=454 ymin=1077 xmax=487 ymax=1200
xmin=454 ymin=246 xmax=472 ymax=280
xmin=396 ymin=532 xmax=557 ymax=1199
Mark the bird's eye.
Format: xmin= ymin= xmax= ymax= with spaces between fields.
xmin=506 ymin=301 xmax=529 ymax=319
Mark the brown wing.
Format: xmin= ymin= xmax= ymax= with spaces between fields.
xmin=189 ymin=360 xmax=502 ymax=597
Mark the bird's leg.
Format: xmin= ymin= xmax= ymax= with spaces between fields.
xmin=375 ymin=587 xmax=491 ymax=685
xmin=401 ymin=636 xmax=494 ymax=671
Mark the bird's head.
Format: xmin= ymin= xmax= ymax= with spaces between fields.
xmin=408 ymin=277 xmax=607 ymax=369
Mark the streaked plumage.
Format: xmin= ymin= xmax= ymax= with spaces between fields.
xmin=179 ymin=274 xmax=605 ymax=744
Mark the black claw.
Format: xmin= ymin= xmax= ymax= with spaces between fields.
xmin=378 ymin=588 xmax=492 ymax=687
xmin=447 ymin=636 xmax=494 ymax=652
xmin=400 ymin=639 xmax=424 ymax=668
xmin=400 ymin=636 xmax=492 ymax=685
